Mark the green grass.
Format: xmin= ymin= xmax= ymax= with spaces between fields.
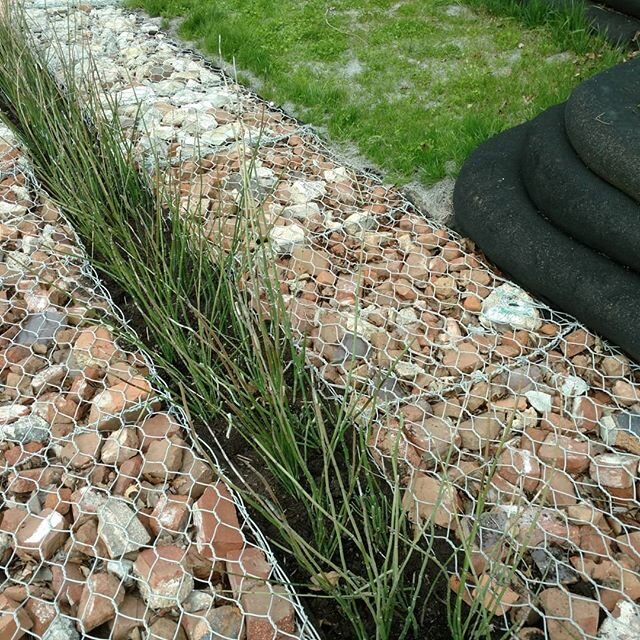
xmin=126 ymin=0 xmax=623 ymax=184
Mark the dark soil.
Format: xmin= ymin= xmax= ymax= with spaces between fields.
xmin=202 ymin=426 xmax=461 ymax=640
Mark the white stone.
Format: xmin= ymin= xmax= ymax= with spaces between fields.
xmin=0 ymin=201 xmax=27 ymax=217
xmin=198 ymin=123 xmax=240 ymax=147
xmin=5 ymin=250 xmax=31 ymax=273
xmin=161 ymin=108 xmax=188 ymax=126
xmin=344 ymin=316 xmax=378 ymax=341
xmin=559 ymin=375 xmax=589 ymax=397
xmin=598 ymin=601 xmax=640 ymax=640
xmin=282 ymin=202 xmax=320 ymax=220
xmin=394 ymin=361 xmax=424 ymax=379
xmin=480 ymin=283 xmax=542 ymax=331
xmin=114 ymin=85 xmax=156 ymax=106
xmin=512 ymin=407 xmax=538 ymax=431
xmin=323 ymin=211 xmax=343 ymax=230
xmin=323 ymin=166 xmax=349 ymax=182
xmin=525 ymin=390 xmax=553 ymax=414
xmin=598 ymin=415 xmax=618 ymax=448
xmin=253 ymin=166 xmax=278 ymax=190
xmin=0 ymin=405 xmax=29 ymax=426
xmin=289 ymin=180 xmax=326 ymax=204
xmin=269 ymin=225 xmax=305 ymax=254
xmin=153 ymin=80 xmax=185 ymax=97
xmin=181 ymin=113 xmax=219 ymax=134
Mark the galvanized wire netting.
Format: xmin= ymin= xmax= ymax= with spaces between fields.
xmin=8 ymin=1 xmax=640 ymax=638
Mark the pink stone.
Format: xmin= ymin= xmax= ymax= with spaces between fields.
xmin=142 ymin=439 xmax=183 ymax=483
xmin=15 ymin=508 xmax=68 ymax=561
xmin=539 ymin=588 xmax=599 ymax=640
xmin=51 ymin=562 xmax=85 ymax=608
xmin=538 ymin=434 xmax=591 ymax=475
xmin=139 ymin=413 xmax=182 ymax=451
xmin=590 ymin=453 xmax=637 ymax=490
xmin=78 ymin=572 xmax=125 ymax=632
xmin=193 ymin=484 xmax=244 ymax=560
xmin=133 ymin=545 xmax=194 ymax=609
xmin=243 ymin=583 xmax=296 ymax=640
xmin=226 ymin=546 xmax=272 ymax=598
xmin=0 ymin=594 xmax=32 ymax=639
xmin=402 ymin=473 xmax=460 ymax=529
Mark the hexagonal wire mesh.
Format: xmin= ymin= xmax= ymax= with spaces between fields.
xmin=8 ymin=1 xmax=640 ymax=638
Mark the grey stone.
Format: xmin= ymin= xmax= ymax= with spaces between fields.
xmin=341 ymin=333 xmax=370 ymax=360
xmin=42 ymin=615 xmax=81 ymax=640
xmin=225 ymin=172 xmax=271 ymax=204
xmin=530 ymin=546 xmax=578 ymax=584
xmin=613 ymin=411 xmax=640 ymax=435
xmin=206 ymin=605 xmax=243 ymax=638
xmin=480 ymin=284 xmax=542 ymax=331
xmin=183 ymin=589 xmax=216 ymax=613
xmin=476 ymin=510 xmax=509 ymax=550
xmin=377 ymin=377 xmax=407 ymax=402
xmin=16 ymin=310 xmax=66 ymax=347
xmin=0 ymin=414 xmax=50 ymax=443
xmin=403 ymin=177 xmax=456 ymax=224
xmin=97 ymin=498 xmax=151 ymax=558
xmin=598 ymin=412 xmax=640 ymax=455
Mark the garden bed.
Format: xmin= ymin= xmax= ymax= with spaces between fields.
xmin=0 ymin=2 xmax=639 ymax=640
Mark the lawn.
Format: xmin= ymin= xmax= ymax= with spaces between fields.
xmin=126 ymin=0 xmax=623 ymax=185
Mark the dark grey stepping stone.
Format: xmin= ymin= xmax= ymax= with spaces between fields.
xmin=565 ymin=58 xmax=640 ymax=203
xmin=522 ymin=102 xmax=640 ymax=272
xmin=453 ymin=122 xmax=640 ymax=362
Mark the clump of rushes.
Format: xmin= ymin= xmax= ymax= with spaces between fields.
xmin=0 ymin=6 xmax=498 ymax=640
